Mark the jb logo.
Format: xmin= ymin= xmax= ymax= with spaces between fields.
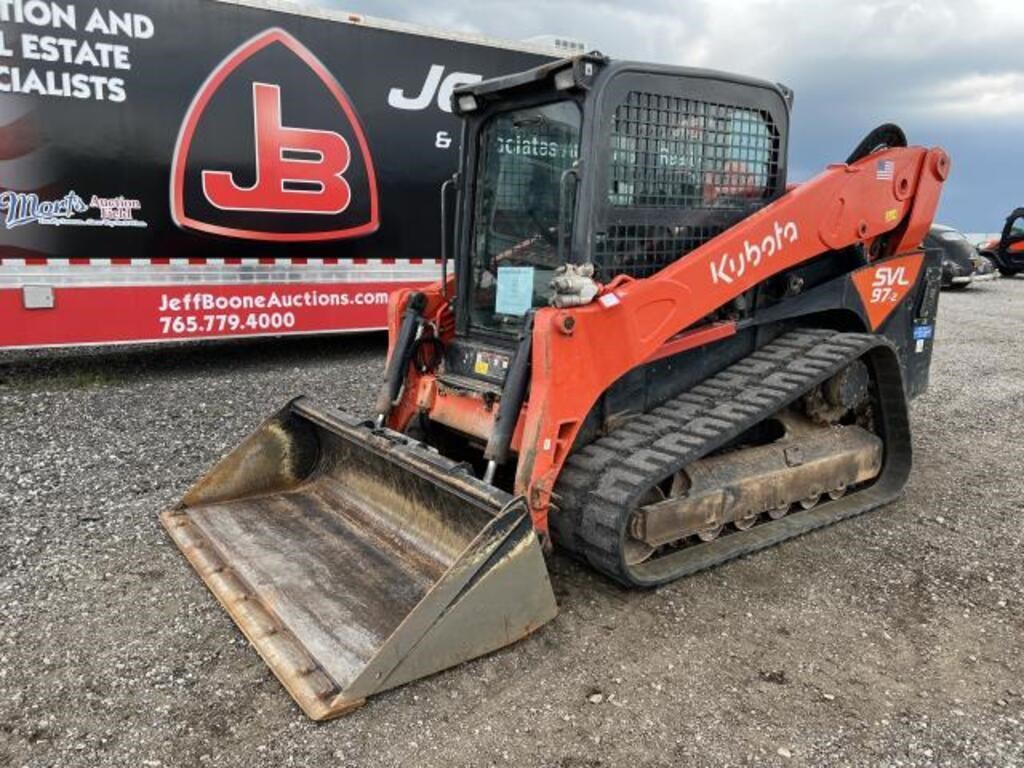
xmin=202 ymin=83 xmax=352 ymax=215
xmin=171 ymin=28 xmax=378 ymax=242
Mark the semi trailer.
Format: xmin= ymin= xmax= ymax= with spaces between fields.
xmin=0 ymin=0 xmax=574 ymax=348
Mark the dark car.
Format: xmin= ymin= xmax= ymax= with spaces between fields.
xmin=926 ymin=224 xmax=985 ymax=289
xmin=978 ymin=208 xmax=1024 ymax=277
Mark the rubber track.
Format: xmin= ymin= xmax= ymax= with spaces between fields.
xmin=551 ymin=329 xmax=912 ymax=587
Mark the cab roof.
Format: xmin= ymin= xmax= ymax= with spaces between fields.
xmin=453 ymin=52 xmax=793 ymax=113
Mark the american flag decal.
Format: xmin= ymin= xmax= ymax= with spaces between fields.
xmin=875 ymin=159 xmax=895 ymax=180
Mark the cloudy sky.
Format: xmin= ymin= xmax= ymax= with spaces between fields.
xmin=311 ymin=0 xmax=1019 ymax=232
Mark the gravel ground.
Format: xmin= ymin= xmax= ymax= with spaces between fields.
xmin=2 ymin=278 xmax=1023 ymax=768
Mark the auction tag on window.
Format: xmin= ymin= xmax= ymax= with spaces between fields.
xmin=495 ymin=266 xmax=534 ymax=316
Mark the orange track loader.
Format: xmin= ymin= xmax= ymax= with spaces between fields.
xmin=162 ymin=54 xmax=949 ymax=719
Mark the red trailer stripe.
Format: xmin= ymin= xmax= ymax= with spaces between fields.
xmin=0 ymin=256 xmax=439 ymax=266
xmin=0 ymin=281 xmax=429 ymax=348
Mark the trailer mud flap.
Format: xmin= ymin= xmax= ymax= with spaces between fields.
xmin=160 ymin=397 xmax=557 ymax=720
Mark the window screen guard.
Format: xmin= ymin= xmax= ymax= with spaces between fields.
xmin=608 ymin=91 xmax=779 ymax=209
xmin=594 ymin=89 xmax=783 ymax=282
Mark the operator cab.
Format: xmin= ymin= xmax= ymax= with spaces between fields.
xmin=442 ymin=54 xmax=791 ymax=386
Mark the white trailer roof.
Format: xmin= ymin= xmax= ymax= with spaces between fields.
xmin=216 ymin=0 xmax=573 ymax=56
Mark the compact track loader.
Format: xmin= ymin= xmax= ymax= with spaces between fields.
xmin=162 ymin=54 xmax=949 ymax=720
xmin=978 ymin=207 xmax=1024 ymax=276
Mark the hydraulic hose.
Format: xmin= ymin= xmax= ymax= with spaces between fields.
xmin=483 ymin=311 xmax=534 ymax=483
xmin=374 ymin=292 xmax=427 ymax=426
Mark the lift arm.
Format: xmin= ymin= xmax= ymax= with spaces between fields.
xmin=516 ymin=144 xmax=950 ymax=533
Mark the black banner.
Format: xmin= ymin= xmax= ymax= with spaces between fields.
xmin=0 ymin=0 xmax=552 ymax=259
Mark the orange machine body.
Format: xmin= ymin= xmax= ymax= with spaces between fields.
xmin=386 ymin=144 xmax=950 ymax=535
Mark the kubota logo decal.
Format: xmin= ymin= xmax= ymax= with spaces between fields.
xmin=710 ymin=220 xmax=799 ymax=285
xmin=170 ymin=28 xmax=379 ymax=241
xmin=852 ymin=253 xmax=924 ymax=330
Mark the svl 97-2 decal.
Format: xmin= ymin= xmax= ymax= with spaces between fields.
xmin=852 ymin=252 xmax=924 ymax=330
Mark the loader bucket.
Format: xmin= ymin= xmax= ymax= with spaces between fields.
xmin=160 ymin=397 xmax=557 ymax=720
